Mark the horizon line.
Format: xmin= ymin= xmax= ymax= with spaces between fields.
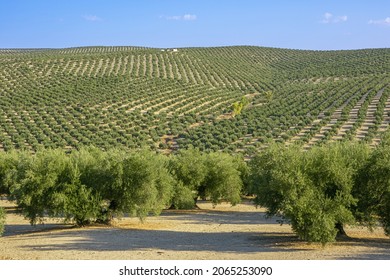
xmin=1 ymin=44 xmax=390 ymax=52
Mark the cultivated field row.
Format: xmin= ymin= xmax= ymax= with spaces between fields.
xmin=0 ymin=46 xmax=390 ymax=154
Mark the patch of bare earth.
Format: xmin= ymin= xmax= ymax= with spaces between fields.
xmin=0 ymin=199 xmax=389 ymax=260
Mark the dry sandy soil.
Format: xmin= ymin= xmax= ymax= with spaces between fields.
xmin=1 ymin=198 xmax=389 ymax=260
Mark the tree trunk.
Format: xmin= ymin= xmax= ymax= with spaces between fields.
xmin=335 ymin=222 xmax=348 ymax=238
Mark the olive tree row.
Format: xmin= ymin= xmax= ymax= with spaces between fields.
xmin=0 ymin=147 xmax=245 ymax=229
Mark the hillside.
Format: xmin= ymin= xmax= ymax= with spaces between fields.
xmin=1 ymin=46 xmax=390 ymax=154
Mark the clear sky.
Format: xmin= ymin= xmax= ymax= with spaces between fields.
xmin=0 ymin=0 xmax=389 ymax=50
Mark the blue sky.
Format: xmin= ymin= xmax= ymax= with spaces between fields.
xmin=0 ymin=0 xmax=389 ymax=50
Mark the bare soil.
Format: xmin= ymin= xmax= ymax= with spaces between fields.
xmin=1 ymin=199 xmax=389 ymax=260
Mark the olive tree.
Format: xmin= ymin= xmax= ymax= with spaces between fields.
xmin=67 ymin=146 xmax=112 ymax=224
xmin=203 ymin=152 xmax=242 ymax=206
xmin=0 ymin=150 xmax=32 ymax=235
xmin=10 ymin=148 xmax=103 ymax=226
xmin=10 ymin=149 xmax=68 ymax=225
xmin=168 ymin=148 xmax=207 ymax=208
xmin=305 ymin=142 xmax=370 ymax=237
xmin=249 ymin=142 xmax=370 ymax=243
xmin=0 ymin=150 xmax=31 ymax=196
xmin=169 ymin=148 xmax=243 ymax=208
xmin=354 ymin=134 xmax=390 ymax=235
xmin=100 ymin=149 xmax=174 ymax=221
xmin=9 ymin=147 xmax=175 ymax=225
xmin=249 ymin=144 xmax=321 ymax=240
xmin=60 ymin=157 xmax=104 ymax=226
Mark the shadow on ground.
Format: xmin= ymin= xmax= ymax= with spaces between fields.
xmin=336 ymin=236 xmax=390 ymax=260
xmin=14 ymin=228 xmax=304 ymax=254
xmin=159 ymin=209 xmax=282 ymax=225
xmin=3 ymin=204 xmax=389 ymax=259
xmin=3 ymin=223 xmax=74 ymax=237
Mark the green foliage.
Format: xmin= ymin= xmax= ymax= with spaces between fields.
xmin=0 ymin=151 xmax=18 ymax=195
xmin=61 ymin=160 xmax=103 ymax=226
xmin=304 ymin=142 xmax=371 ymax=239
xmin=7 ymin=147 xmax=175 ymax=225
xmin=250 ymin=144 xmax=308 ymax=218
xmin=1 ymin=139 xmax=389 ymax=241
xmin=0 ymin=150 xmax=34 ymax=198
xmin=9 ymin=149 xmax=103 ymax=226
xmin=10 ymin=149 xmax=65 ymax=224
xmin=0 ymin=206 xmax=5 ymax=236
xmin=203 ymin=152 xmax=242 ymax=206
xmin=231 ymin=101 xmax=243 ymax=117
xmin=0 ymin=47 xmax=390 ymax=156
xmin=108 ymin=150 xmax=174 ymax=220
xmin=170 ymin=149 xmax=243 ymax=208
xmin=231 ymin=96 xmax=249 ymax=117
xmin=264 ymin=90 xmax=273 ymax=102
xmin=233 ymin=154 xmax=251 ymax=195
xmin=354 ymin=134 xmax=390 ymax=235
xmin=170 ymin=148 xmax=243 ymax=208
xmin=169 ymin=148 xmax=207 ymax=208
xmin=67 ymin=146 xmax=115 ymax=223
xmin=170 ymin=180 xmax=196 ymax=209
xmin=249 ymin=142 xmax=371 ymax=243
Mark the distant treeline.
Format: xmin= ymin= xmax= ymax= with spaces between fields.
xmin=1 ymin=136 xmax=390 ymax=243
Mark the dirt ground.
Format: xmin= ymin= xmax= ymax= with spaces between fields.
xmin=1 ymin=199 xmax=389 ymax=260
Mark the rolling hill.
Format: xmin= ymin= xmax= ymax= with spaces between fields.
xmin=1 ymin=46 xmax=390 ymax=154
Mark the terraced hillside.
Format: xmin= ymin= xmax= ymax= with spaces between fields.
xmin=0 ymin=46 xmax=390 ymax=154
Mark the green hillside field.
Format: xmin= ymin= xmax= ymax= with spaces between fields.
xmin=1 ymin=46 xmax=390 ymax=155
